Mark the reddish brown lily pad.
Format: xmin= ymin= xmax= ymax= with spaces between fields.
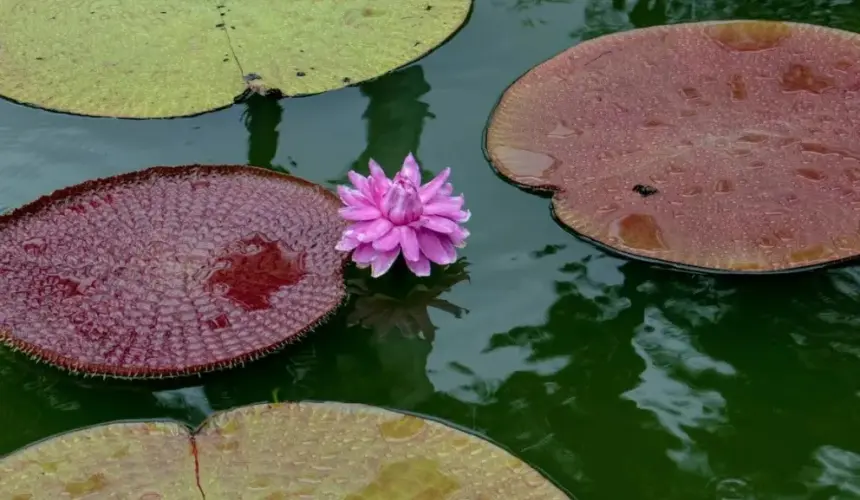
xmin=0 ymin=402 xmax=571 ymax=499
xmin=486 ymin=20 xmax=860 ymax=273
xmin=0 ymin=165 xmax=347 ymax=378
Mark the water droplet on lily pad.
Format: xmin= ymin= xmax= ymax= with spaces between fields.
xmin=487 ymin=20 xmax=860 ymax=273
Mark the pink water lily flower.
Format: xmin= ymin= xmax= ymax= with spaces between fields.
xmin=335 ymin=153 xmax=470 ymax=277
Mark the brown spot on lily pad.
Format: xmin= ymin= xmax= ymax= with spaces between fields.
xmin=344 ymin=458 xmax=459 ymax=499
xmin=487 ymin=20 xmax=860 ymax=273
xmin=379 ymin=415 xmax=426 ymax=441
xmin=65 ymin=473 xmax=108 ymax=498
xmin=0 ymin=165 xmax=347 ymax=378
xmin=704 ymin=21 xmax=792 ymax=51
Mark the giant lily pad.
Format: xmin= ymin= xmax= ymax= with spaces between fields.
xmin=0 ymin=165 xmax=347 ymax=378
xmin=486 ymin=20 xmax=860 ymax=274
xmin=0 ymin=0 xmax=472 ymax=118
xmin=0 ymin=401 xmax=571 ymax=498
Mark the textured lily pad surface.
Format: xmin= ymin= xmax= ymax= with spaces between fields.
xmin=0 ymin=0 xmax=472 ymax=118
xmin=0 ymin=165 xmax=347 ymax=378
xmin=486 ymin=20 xmax=860 ymax=273
xmin=0 ymin=402 xmax=570 ymax=499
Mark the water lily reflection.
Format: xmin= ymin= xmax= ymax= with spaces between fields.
xmin=346 ymin=258 xmax=470 ymax=341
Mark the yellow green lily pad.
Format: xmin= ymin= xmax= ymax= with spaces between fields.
xmin=0 ymin=421 xmax=200 ymax=498
xmin=0 ymin=0 xmax=471 ymax=118
xmin=0 ymin=402 xmax=570 ymax=499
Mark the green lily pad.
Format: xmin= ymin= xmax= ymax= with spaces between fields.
xmin=0 ymin=0 xmax=472 ymax=118
xmin=0 ymin=402 xmax=570 ymax=499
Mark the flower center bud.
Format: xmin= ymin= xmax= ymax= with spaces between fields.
xmin=383 ymin=175 xmax=423 ymax=225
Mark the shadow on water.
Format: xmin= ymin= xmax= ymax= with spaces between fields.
xmin=329 ymin=64 xmax=436 ymax=183
xmin=240 ymin=94 xmax=294 ymax=173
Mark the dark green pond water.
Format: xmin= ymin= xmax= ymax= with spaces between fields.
xmin=3 ymin=0 xmax=860 ymax=498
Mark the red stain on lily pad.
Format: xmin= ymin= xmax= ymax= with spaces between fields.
xmin=206 ymin=234 xmax=307 ymax=312
xmin=486 ymin=20 xmax=860 ymax=273
xmin=0 ymin=165 xmax=347 ymax=378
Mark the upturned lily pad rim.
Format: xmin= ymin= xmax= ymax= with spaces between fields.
xmin=0 ymin=2 xmax=476 ymax=120
xmin=0 ymin=164 xmax=349 ymax=379
xmin=0 ymin=400 xmax=575 ymax=498
xmin=483 ymin=19 xmax=860 ymax=277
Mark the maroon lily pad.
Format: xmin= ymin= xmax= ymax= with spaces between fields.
xmin=486 ymin=20 xmax=860 ymax=273
xmin=0 ymin=165 xmax=347 ymax=378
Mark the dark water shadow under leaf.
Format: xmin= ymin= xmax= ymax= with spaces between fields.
xmin=241 ymin=94 xmax=290 ymax=173
xmin=329 ymin=65 xmax=436 ymax=185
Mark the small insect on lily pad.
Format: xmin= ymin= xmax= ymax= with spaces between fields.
xmin=0 ymin=402 xmax=571 ymax=499
xmin=0 ymin=0 xmax=472 ymax=118
xmin=0 ymin=165 xmax=347 ymax=378
xmin=486 ymin=20 xmax=860 ymax=274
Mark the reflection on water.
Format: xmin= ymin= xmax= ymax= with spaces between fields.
xmin=459 ymin=252 xmax=860 ymax=499
xmin=623 ymin=307 xmax=736 ymax=475
xmin=152 ymin=386 xmax=214 ymax=422
xmin=241 ymin=94 xmax=287 ymax=172
xmin=346 ymin=259 xmax=471 ymax=341
xmin=807 ymin=446 xmax=860 ymax=498
xmin=347 ymin=260 xmax=471 ymax=409
xmin=331 ymin=65 xmax=436 ymax=185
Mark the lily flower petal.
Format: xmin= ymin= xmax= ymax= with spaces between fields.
xmin=423 ymin=195 xmax=464 ymax=217
xmin=417 ymin=229 xmax=455 ymax=265
xmin=372 ymin=228 xmax=401 ymax=252
xmin=339 ymin=206 xmax=381 ymax=221
xmin=337 ymin=185 xmax=372 ymax=208
xmin=420 ymin=215 xmax=459 ymax=234
xmin=405 ymin=254 xmax=432 ymax=277
xmin=347 ymin=171 xmax=373 ymax=199
xmin=400 ymin=153 xmax=421 ymax=186
xmin=371 ymin=249 xmax=400 ymax=278
xmin=419 ymin=167 xmax=451 ymax=204
xmin=398 ymin=226 xmax=421 ymax=262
